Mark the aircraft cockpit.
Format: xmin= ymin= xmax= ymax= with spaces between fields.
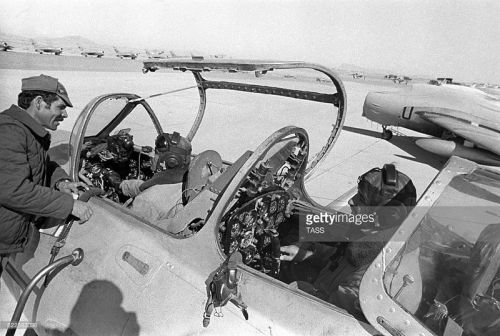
xmin=361 ymin=157 xmax=500 ymax=336
xmin=66 ymin=60 xmax=347 ymax=234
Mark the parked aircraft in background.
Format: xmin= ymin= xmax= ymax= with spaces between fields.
xmin=169 ymin=50 xmax=190 ymax=58
xmin=435 ymin=77 xmax=453 ymax=84
xmin=384 ymin=74 xmax=412 ymax=84
xmin=78 ymin=45 xmax=104 ymax=58
xmin=145 ymin=49 xmax=168 ymax=59
xmin=1 ymin=41 xmax=14 ymax=51
xmin=190 ymin=52 xmax=206 ymax=61
xmin=351 ymin=72 xmax=365 ymax=79
xmin=113 ymin=46 xmax=138 ymax=59
xmin=428 ymin=78 xmax=500 ymax=99
xmin=363 ymin=83 xmax=500 ymax=165
xmin=31 ymin=40 xmax=63 ymax=55
xmin=209 ymin=54 xmax=226 ymax=59
xmin=394 ymin=76 xmax=412 ymax=84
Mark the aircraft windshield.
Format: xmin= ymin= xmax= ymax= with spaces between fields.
xmin=84 ymin=97 xmax=129 ymax=137
xmin=383 ymin=167 xmax=500 ymax=336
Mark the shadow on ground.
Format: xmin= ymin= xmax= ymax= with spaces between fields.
xmin=343 ymin=126 xmax=447 ymax=170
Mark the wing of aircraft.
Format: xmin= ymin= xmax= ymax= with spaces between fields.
xmin=415 ymin=107 xmax=500 ymax=156
xmin=363 ymin=84 xmax=500 ymax=165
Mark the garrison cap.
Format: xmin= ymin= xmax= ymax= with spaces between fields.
xmin=21 ymin=74 xmax=73 ymax=107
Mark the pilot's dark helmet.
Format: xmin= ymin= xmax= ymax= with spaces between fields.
xmin=154 ymin=132 xmax=192 ymax=171
xmin=351 ymin=164 xmax=416 ymax=228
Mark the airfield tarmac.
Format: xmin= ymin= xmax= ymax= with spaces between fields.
xmin=0 ymin=51 xmax=446 ymax=335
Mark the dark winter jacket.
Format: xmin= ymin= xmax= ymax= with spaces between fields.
xmin=0 ymin=105 xmax=74 ymax=254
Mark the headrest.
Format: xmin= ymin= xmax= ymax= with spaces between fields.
xmin=357 ymin=164 xmax=416 ymax=208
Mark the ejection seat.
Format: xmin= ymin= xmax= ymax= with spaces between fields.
xmin=127 ymin=150 xmax=223 ymax=223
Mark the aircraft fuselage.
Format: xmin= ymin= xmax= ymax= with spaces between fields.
xmin=35 ymin=47 xmax=62 ymax=55
xmin=81 ymin=51 xmax=104 ymax=57
xmin=363 ymin=85 xmax=442 ymax=136
xmin=114 ymin=48 xmax=138 ymax=60
xmin=363 ymin=84 xmax=500 ymax=138
xmin=116 ymin=54 xmax=137 ymax=59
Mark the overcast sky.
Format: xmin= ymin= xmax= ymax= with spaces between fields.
xmin=0 ymin=0 xmax=498 ymax=83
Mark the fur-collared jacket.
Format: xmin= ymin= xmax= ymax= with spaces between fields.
xmin=0 ymin=105 xmax=73 ymax=254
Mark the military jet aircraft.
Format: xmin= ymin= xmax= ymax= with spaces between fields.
xmin=1 ymin=41 xmax=14 ymax=51
xmin=351 ymin=72 xmax=365 ymax=79
xmin=113 ymin=46 xmax=138 ymax=60
xmin=78 ymin=45 xmax=104 ymax=58
xmin=394 ymin=76 xmax=412 ymax=84
xmin=31 ymin=40 xmax=63 ymax=55
xmin=209 ymin=54 xmax=226 ymax=59
xmin=384 ymin=74 xmax=411 ymax=84
xmin=145 ymin=49 xmax=167 ymax=59
xmin=363 ymin=83 xmax=500 ymax=165
xmin=169 ymin=50 xmax=190 ymax=58
xmin=3 ymin=59 xmax=498 ymax=336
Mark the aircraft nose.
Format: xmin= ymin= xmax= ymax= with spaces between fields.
xmin=363 ymin=92 xmax=384 ymax=115
xmin=362 ymin=91 xmax=399 ymax=123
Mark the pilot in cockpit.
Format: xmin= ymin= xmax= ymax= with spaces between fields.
xmin=119 ymin=131 xmax=193 ymax=220
xmin=279 ymin=164 xmax=416 ymax=321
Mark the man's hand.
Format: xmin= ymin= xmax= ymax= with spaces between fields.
xmin=120 ymin=179 xmax=144 ymax=197
xmin=71 ymin=199 xmax=93 ymax=223
xmin=57 ymin=181 xmax=89 ymax=195
xmin=280 ymin=245 xmax=313 ymax=262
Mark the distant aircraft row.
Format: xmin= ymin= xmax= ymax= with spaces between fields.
xmin=346 ymin=72 xmax=411 ymax=83
xmin=384 ymin=74 xmax=412 ymax=84
xmin=0 ymin=40 xmax=224 ymax=60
